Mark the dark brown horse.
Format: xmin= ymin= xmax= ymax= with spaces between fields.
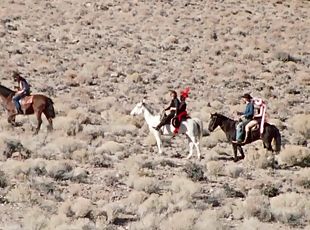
xmin=0 ymin=85 xmax=55 ymax=134
xmin=208 ymin=113 xmax=281 ymax=162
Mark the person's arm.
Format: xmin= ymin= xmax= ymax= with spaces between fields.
xmin=243 ymin=103 xmax=254 ymax=119
xmin=165 ymin=100 xmax=173 ymax=111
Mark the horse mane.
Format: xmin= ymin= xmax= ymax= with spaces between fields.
xmin=143 ymin=103 xmax=155 ymax=115
xmin=0 ymin=85 xmax=14 ymax=97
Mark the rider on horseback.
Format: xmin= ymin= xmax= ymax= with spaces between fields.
xmin=173 ymin=87 xmax=190 ymax=134
xmin=243 ymin=97 xmax=267 ymax=143
xmin=154 ymin=90 xmax=180 ymax=131
xmin=232 ymin=93 xmax=254 ymax=144
xmin=12 ymin=71 xmax=31 ymax=114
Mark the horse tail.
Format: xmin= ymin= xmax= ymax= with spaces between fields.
xmin=45 ymin=97 xmax=55 ymax=118
xmin=274 ymin=126 xmax=281 ymax=153
xmin=193 ymin=118 xmax=203 ymax=141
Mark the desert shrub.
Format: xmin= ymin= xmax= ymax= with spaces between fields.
xmin=45 ymin=161 xmax=73 ymax=180
xmin=207 ymin=161 xmax=224 ymax=177
xmin=194 ymin=210 xmax=225 ymax=230
xmin=262 ymin=184 xmax=280 ymax=198
xmin=245 ymin=150 xmax=276 ymax=169
xmin=287 ymin=114 xmax=310 ymax=139
xmin=22 ymin=207 xmax=48 ymax=230
xmin=82 ymin=124 xmax=105 ymax=140
xmin=0 ymin=170 xmax=7 ymax=188
xmin=170 ymin=176 xmax=201 ymax=198
xmin=159 ymin=209 xmax=200 ymax=230
xmin=270 ymin=192 xmax=310 ymax=225
xmin=95 ymin=141 xmax=124 ymax=154
xmin=71 ymin=197 xmax=94 ymax=219
xmin=184 ymin=162 xmax=205 ymax=182
xmin=89 ymin=152 xmax=113 ymax=168
xmin=6 ymin=184 xmax=40 ymax=204
xmin=0 ymin=137 xmax=31 ymax=160
xmin=126 ymin=174 xmax=160 ymax=194
xmin=294 ymin=168 xmax=310 ymax=189
xmin=129 ymin=213 xmax=161 ymax=230
xmin=243 ymin=191 xmax=272 ymax=222
xmin=225 ymin=164 xmax=244 ymax=178
xmin=239 ymin=217 xmax=275 ymax=230
xmin=277 ymin=145 xmax=310 ymax=167
xmin=223 ymin=183 xmax=245 ymax=198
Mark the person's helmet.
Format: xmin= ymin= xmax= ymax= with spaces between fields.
xmin=12 ymin=71 xmax=21 ymax=81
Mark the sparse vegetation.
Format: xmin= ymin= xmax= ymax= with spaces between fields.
xmin=0 ymin=0 xmax=309 ymax=228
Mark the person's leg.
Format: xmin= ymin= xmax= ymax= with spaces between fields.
xmin=235 ymin=122 xmax=244 ymax=142
xmin=155 ymin=113 xmax=174 ymax=131
xmin=12 ymin=94 xmax=22 ymax=113
xmin=243 ymin=120 xmax=258 ymax=143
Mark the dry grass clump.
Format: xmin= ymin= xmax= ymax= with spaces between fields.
xmin=207 ymin=161 xmax=224 ymax=177
xmin=184 ymin=162 xmax=205 ymax=182
xmin=277 ymin=145 xmax=310 ymax=167
xmin=6 ymin=183 xmax=40 ymax=204
xmin=194 ymin=210 xmax=225 ymax=230
xmin=82 ymin=124 xmax=105 ymax=140
xmin=126 ymin=174 xmax=160 ymax=194
xmin=294 ymin=168 xmax=310 ymax=189
xmin=22 ymin=207 xmax=48 ymax=230
xmin=71 ymin=197 xmax=94 ymax=218
xmin=243 ymin=190 xmax=272 ymax=222
xmin=45 ymin=161 xmax=73 ymax=181
xmin=159 ymin=209 xmax=200 ymax=230
xmin=225 ymin=164 xmax=244 ymax=178
xmin=238 ymin=217 xmax=275 ymax=230
xmin=59 ymin=197 xmax=94 ymax=219
xmin=0 ymin=136 xmax=31 ymax=160
xmin=95 ymin=141 xmax=124 ymax=154
xmin=270 ymin=192 xmax=310 ymax=225
xmin=129 ymin=213 xmax=161 ymax=230
xmin=245 ymin=150 xmax=276 ymax=169
xmin=287 ymin=114 xmax=310 ymax=139
xmin=0 ymin=170 xmax=8 ymax=188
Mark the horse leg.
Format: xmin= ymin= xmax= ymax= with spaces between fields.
xmin=232 ymin=144 xmax=238 ymax=161
xmin=152 ymin=130 xmax=163 ymax=154
xmin=43 ymin=111 xmax=53 ymax=132
xmin=8 ymin=114 xmax=17 ymax=126
xmin=186 ymin=140 xmax=194 ymax=159
xmin=237 ymin=146 xmax=245 ymax=160
xmin=34 ymin=110 xmax=43 ymax=135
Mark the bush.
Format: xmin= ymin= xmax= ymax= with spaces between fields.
xmin=159 ymin=209 xmax=200 ymax=230
xmin=0 ymin=170 xmax=7 ymax=188
xmin=288 ymin=114 xmax=310 ymax=139
xmin=294 ymin=168 xmax=310 ymax=189
xmin=184 ymin=162 xmax=205 ymax=182
xmin=277 ymin=145 xmax=310 ymax=167
xmin=270 ymin=192 xmax=310 ymax=225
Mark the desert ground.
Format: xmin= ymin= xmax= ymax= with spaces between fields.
xmin=0 ymin=0 xmax=309 ymax=229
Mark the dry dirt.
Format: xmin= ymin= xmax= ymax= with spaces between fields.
xmin=0 ymin=0 xmax=309 ymax=229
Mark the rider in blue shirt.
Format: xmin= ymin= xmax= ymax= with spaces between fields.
xmin=233 ymin=93 xmax=254 ymax=143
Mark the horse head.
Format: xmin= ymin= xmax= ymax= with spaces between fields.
xmin=130 ymin=100 xmax=146 ymax=116
xmin=208 ymin=112 xmax=221 ymax=132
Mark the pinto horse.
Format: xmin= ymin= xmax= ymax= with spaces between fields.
xmin=208 ymin=113 xmax=281 ymax=162
xmin=0 ymin=85 xmax=55 ymax=134
xmin=130 ymin=100 xmax=203 ymax=160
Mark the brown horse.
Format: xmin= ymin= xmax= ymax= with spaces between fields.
xmin=0 ymin=84 xmax=55 ymax=134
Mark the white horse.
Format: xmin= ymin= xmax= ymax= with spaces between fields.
xmin=130 ymin=100 xmax=203 ymax=159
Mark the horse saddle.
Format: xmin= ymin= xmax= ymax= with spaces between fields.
xmin=19 ymin=95 xmax=34 ymax=111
